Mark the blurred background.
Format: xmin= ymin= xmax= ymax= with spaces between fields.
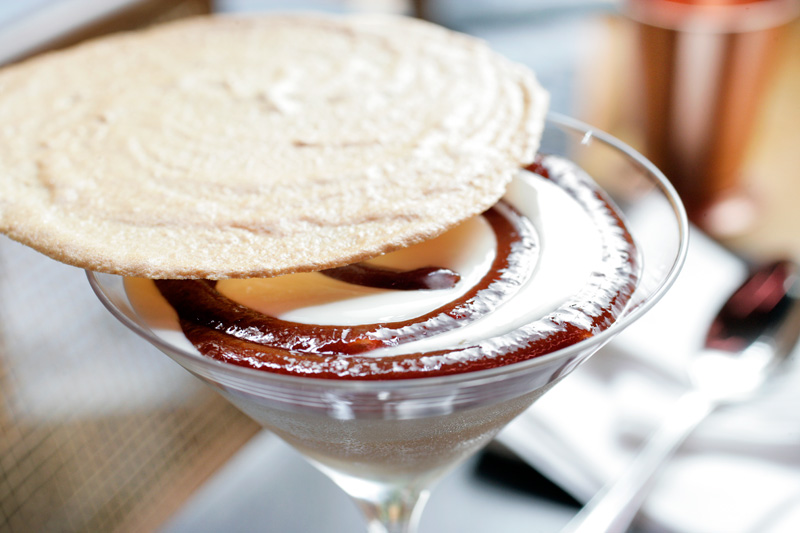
xmin=0 ymin=1 xmax=798 ymax=531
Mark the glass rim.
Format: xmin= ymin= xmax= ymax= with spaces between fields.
xmin=86 ymin=112 xmax=689 ymax=393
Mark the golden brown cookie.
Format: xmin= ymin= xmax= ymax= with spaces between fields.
xmin=0 ymin=13 xmax=548 ymax=279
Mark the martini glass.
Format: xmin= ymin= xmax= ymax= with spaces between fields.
xmin=87 ymin=113 xmax=688 ymax=533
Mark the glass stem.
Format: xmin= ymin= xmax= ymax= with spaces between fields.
xmin=354 ymin=485 xmax=430 ymax=533
xmin=315 ymin=462 xmax=439 ymax=533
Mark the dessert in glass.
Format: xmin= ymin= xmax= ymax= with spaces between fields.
xmin=0 ymin=12 xmax=687 ymax=533
xmin=88 ymin=114 xmax=687 ymax=532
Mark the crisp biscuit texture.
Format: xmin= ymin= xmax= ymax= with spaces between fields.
xmin=0 ymin=14 xmax=548 ymax=279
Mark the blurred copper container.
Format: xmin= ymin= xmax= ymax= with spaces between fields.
xmin=626 ymin=0 xmax=799 ymax=236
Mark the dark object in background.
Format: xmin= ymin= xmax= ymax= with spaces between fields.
xmin=476 ymin=448 xmax=581 ymax=508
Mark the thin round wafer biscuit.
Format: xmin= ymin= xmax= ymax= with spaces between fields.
xmin=0 ymin=13 xmax=548 ymax=279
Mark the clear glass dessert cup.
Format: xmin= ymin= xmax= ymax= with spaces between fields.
xmin=87 ymin=113 xmax=688 ymax=533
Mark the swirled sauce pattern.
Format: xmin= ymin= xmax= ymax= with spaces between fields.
xmin=135 ymin=155 xmax=639 ymax=379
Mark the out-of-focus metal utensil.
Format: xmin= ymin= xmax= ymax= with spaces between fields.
xmin=563 ymin=259 xmax=800 ymax=533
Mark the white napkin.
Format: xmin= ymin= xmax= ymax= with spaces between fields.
xmin=497 ymin=229 xmax=800 ymax=533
